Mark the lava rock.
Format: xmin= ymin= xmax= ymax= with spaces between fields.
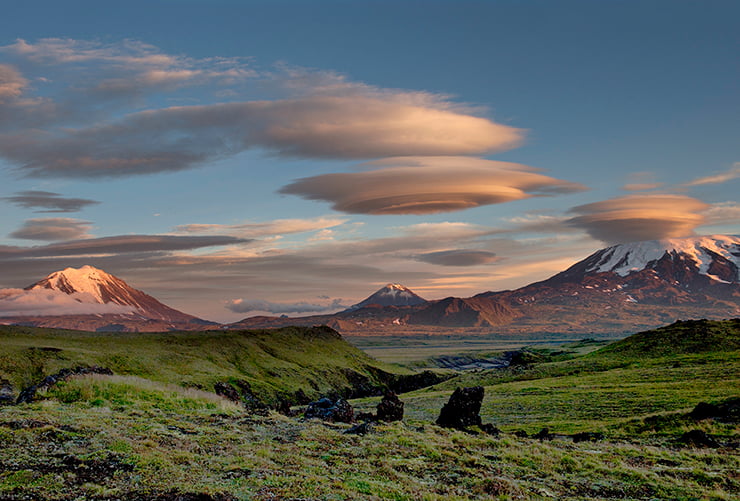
xmin=571 ymin=432 xmax=605 ymax=443
xmin=344 ymin=421 xmax=375 ymax=435
xmin=304 ymin=397 xmax=354 ymax=423
xmin=533 ymin=427 xmax=553 ymax=441
xmin=0 ymin=379 xmax=14 ymax=405
xmin=436 ymin=386 xmax=484 ymax=429
xmin=376 ymin=391 xmax=404 ymax=422
xmin=214 ymin=382 xmax=240 ymax=402
xmin=690 ymin=398 xmax=740 ymax=423
xmin=679 ymin=429 xmax=720 ymax=448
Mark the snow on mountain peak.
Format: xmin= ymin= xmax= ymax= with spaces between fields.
xmin=587 ymin=235 xmax=740 ymax=279
xmin=31 ymin=265 xmax=116 ymax=303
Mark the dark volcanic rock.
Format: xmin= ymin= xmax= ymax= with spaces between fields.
xmin=436 ymin=386 xmax=484 ymax=429
xmin=533 ymin=427 xmax=553 ymax=441
xmin=344 ymin=421 xmax=375 ymax=435
xmin=16 ymin=366 xmax=113 ymax=404
xmin=304 ymin=397 xmax=354 ymax=423
xmin=214 ymin=382 xmax=240 ymax=402
xmin=690 ymin=398 xmax=740 ymax=423
xmin=0 ymin=379 xmax=14 ymax=405
xmin=376 ymin=391 xmax=404 ymax=422
xmin=571 ymin=431 xmax=605 ymax=443
xmin=679 ymin=430 xmax=720 ymax=448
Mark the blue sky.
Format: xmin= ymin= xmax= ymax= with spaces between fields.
xmin=0 ymin=0 xmax=738 ymax=322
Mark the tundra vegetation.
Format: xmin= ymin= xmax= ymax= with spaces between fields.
xmin=0 ymin=319 xmax=738 ymax=500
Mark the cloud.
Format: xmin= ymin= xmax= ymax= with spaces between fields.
xmin=0 ymin=234 xmax=249 ymax=259
xmin=413 ymin=249 xmax=500 ymax=266
xmin=0 ymin=287 xmax=136 ymax=317
xmin=622 ymin=183 xmax=664 ymax=192
xmin=225 ymin=297 xmax=347 ymax=315
xmin=280 ymin=157 xmax=586 ymax=215
xmin=567 ymin=194 xmax=709 ymax=244
xmin=0 ymin=64 xmax=26 ymax=102
xmin=10 ymin=218 xmax=93 ymax=241
xmin=2 ymin=38 xmax=253 ymax=95
xmin=0 ymin=39 xmax=524 ymax=179
xmin=174 ymin=216 xmax=347 ymax=238
xmin=701 ymin=201 xmax=740 ymax=227
xmin=684 ymin=162 xmax=740 ymax=187
xmin=2 ymin=190 xmax=100 ymax=213
xmin=1 ymin=97 xmax=523 ymax=179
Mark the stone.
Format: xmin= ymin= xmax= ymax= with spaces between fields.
xmin=214 ymin=382 xmax=240 ymax=402
xmin=376 ymin=391 xmax=404 ymax=422
xmin=304 ymin=397 xmax=354 ymax=423
xmin=679 ymin=430 xmax=720 ymax=448
xmin=0 ymin=379 xmax=14 ymax=405
xmin=344 ymin=421 xmax=374 ymax=435
xmin=436 ymin=386 xmax=484 ymax=429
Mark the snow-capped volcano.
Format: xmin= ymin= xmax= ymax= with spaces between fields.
xmin=24 ymin=265 xmax=203 ymax=324
xmin=346 ymin=283 xmax=427 ymax=310
xmin=583 ymin=235 xmax=740 ymax=282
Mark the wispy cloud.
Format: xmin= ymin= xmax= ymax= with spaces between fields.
xmin=280 ymin=157 xmax=586 ymax=215
xmin=225 ymin=297 xmax=347 ymax=315
xmin=0 ymin=234 xmax=249 ymax=259
xmin=10 ymin=217 xmax=93 ymax=241
xmin=683 ymin=162 xmax=740 ymax=187
xmin=3 ymin=190 xmax=100 ymax=212
xmin=0 ymin=288 xmax=136 ymax=317
xmin=413 ymin=249 xmax=500 ymax=267
xmin=567 ymin=194 xmax=709 ymax=244
xmin=174 ymin=216 xmax=347 ymax=238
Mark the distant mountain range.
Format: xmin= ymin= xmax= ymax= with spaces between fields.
xmin=231 ymin=235 xmax=740 ymax=335
xmin=1 ymin=235 xmax=738 ymax=334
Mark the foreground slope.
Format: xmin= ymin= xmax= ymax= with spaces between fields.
xmin=0 ymin=319 xmax=737 ymax=500
xmin=0 ymin=325 xmax=419 ymax=406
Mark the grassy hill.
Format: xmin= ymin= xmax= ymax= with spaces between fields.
xmin=0 ymin=325 xmax=417 ymax=406
xmin=0 ymin=320 xmax=738 ymax=500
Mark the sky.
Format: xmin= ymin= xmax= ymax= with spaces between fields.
xmin=0 ymin=0 xmax=738 ymax=323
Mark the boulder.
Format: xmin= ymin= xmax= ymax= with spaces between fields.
xmin=376 ymin=391 xmax=404 ymax=422
xmin=304 ymin=397 xmax=354 ymax=423
xmin=436 ymin=386 xmax=484 ymax=429
xmin=0 ymin=379 xmax=14 ymax=405
xmin=679 ymin=430 xmax=720 ymax=448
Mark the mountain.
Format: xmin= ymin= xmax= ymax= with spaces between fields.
xmin=232 ymin=235 xmax=740 ymax=335
xmin=472 ymin=235 xmax=740 ymax=333
xmin=1 ymin=265 xmax=213 ymax=332
xmin=346 ymin=283 xmax=427 ymax=310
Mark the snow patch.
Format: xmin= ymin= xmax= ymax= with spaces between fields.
xmin=588 ymin=235 xmax=740 ymax=279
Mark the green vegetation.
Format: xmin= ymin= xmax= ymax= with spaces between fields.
xmin=0 ymin=325 xmax=410 ymax=405
xmin=0 ymin=319 xmax=738 ymax=499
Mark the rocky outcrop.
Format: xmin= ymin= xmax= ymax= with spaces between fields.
xmin=304 ymin=397 xmax=354 ymax=423
xmin=376 ymin=391 xmax=404 ymax=422
xmin=16 ymin=366 xmax=113 ymax=404
xmin=436 ymin=386 xmax=484 ymax=429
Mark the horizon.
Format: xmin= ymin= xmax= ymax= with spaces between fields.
xmin=0 ymin=1 xmax=738 ymax=323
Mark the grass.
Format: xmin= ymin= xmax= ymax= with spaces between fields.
xmin=0 ymin=318 xmax=737 ymax=499
xmin=0 ymin=325 xmax=411 ymax=406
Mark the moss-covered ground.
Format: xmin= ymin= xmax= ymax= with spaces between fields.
xmin=0 ymin=319 xmax=737 ymax=499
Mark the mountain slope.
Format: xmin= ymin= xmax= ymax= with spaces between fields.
xmin=346 ymin=283 xmax=427 ymax=310
xmin=233 ymin=235 xmax=740 ymax=335
xmin=2 ymin=266 xmax=212 ymax=331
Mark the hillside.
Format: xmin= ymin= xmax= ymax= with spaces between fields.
xmin=0 ymin=319 xmax=737 ymax=500
xmin=0 ymin=325 xmax=428 ymax=406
